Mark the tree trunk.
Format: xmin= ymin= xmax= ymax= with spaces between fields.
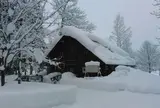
xmin=24 ymin=70 xmax=27 ymax=75
xmin=18 ymin=42 xmax=21 ymax=84
xmin=18 ymin=60 xmax=21 ymax=84
xmin=1 ymin=70 xmax=5 ymax=86
xmin=148 ymin=62 xmax=151 ymax=73
xmin=30 ymin=64 xmax=33 ymax=75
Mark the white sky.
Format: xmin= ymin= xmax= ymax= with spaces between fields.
xmin=78 ymin=0 xmax=160 ymax=50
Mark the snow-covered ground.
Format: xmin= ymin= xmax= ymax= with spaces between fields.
xmin=60 ymin=66 xmax=160 ymax=94
xmin=151 ymin=71 xmax=160 ymax=76
xmin=1 ymin=66 xmax=160 ymax=108
xmin=57 ymin=67 xmax=160 ymax=108
xmin=0 ymin=76 xmax=76 ymax=108
xmin=53 ymin=89 xmax=160 ymax=108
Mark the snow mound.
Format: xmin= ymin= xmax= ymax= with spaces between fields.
xmin=109 ymin=66 xmax=130 ymax=77
xmin=60 ymin=77 xmax=125 ymax=92
xmin=37 ymin=70 xmax=47 ymax=76
xmin=99 ymin=67 xmax=160 ymax=94
xmin=125 ymin=68 xmax=160 ymax=94
xmin=5 ymin=75 xmax=18 ymax=82
xmin=60 ymin=66 xmax=160 ymax=94
xmin=43 ymin=72 xmax=61 ymax=83
xmin=0 ymin=82 xmax=77 ymax=108
xmin=115 ymin=65 xmax=130 ymax=72
xmin=151 ymin=71 xmax=160 ymax=76
xmin=62 ymin=72 xmax=76 ymax=79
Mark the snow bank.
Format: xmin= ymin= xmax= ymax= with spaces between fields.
xmin=0 ymin=82 xmax=77 ymax=108
xmin=62 ymin=72 xmax=76 ymax=79
xmin=60 ymin=66 xmax=160 ymax=94
xmin=125 ymin=68 xmax=160 ymax=94
xmin=5 ymin=75 xmax=17 ymax=82
xmin=61 ymin=78 xmax=125 ymax=92
xmin=151 ymin=71 xmax=160 ymax=76
xmin=60 ymin=72 xmax=125 ymax=92
xmin=54 ymin=89 xmax=160 ymax=108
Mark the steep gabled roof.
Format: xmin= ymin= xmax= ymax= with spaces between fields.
xmin=47 ymin=26 xmax=135 ymax=66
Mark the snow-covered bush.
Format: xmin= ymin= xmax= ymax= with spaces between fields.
xmin=43 ymin=72 xmax=62 ymax=84
xmin=37 ymin=70 xmax=47 ymax=76
xmin=62 ymin=72 xmax=76 ymax=79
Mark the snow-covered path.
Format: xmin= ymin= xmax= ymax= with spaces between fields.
xmin=54 ymin=88 xmax=160 ymax=108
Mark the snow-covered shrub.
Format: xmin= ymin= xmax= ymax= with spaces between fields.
xmin=37 ymin=70 xmax=47 ymax=76
xmin=43 ymin=72 xmax=62 ymax=84
xmin=62 ymin=72 xmax=76 ymax=79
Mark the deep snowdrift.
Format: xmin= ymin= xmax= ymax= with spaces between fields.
xmin=55 ymin=89 xmax=160 ymax=108
xmin=60 ymin=66 xmax=160 ymax=94
xmin=0 ymin=82 xmax=77 ymax=108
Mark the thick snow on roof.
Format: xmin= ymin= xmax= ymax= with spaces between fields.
xmin=48 ymin=26 xmax=135 ymax=66
xmin=85 ymin=61 xmax=100 ymax=66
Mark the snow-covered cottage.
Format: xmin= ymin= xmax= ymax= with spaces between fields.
xmin=47 ymin=26 xmax=135 ymax=77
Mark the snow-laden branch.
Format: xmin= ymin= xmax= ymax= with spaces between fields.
xmin=14 ymin=25 xmax=25 ymax=40
xmin=0 ymin=29 xmax=8 ymax=43
xmin=13 ymin=0 xmax=43 ymax=24
xmin=12 ymin=20 xmax=39 ymax=47
xmin=44 ymin=1 xmax=69 ymax=21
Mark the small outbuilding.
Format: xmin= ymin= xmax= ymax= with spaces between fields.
xmin=46 ymin=26 xmax=135 ymax=77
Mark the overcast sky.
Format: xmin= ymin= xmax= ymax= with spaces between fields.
xmin=78 ymin=0 xmax=160 ymax=50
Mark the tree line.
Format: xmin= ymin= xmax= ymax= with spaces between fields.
xmin=110 ymin=0 xmax=160 ymax=74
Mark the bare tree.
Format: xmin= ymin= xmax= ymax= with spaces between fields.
xmin=136 ymin=41 xmax=160 ymax=73
xmin=110 ymin=14 xmax=132 ymax=54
